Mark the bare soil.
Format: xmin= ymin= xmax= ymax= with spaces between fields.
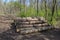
xmin=0 ymin=27 xmax=60 ymax=40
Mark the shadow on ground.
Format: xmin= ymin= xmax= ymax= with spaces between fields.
xmin=0 ymin=24 xmax=60 ymax=40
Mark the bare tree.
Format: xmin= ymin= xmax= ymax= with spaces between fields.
xmin=44 ymin=0 xmax=48 ymax=19
xmin=50 ymin=0 xmax=56 ymax=25
xmin=36 ymin=0 xmax=39 ymax=16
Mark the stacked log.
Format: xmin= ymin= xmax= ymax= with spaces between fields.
xmin=14 ymin=17 xmax=53 ymax=34
xmin=0 ymin=15 xmax=14 ymax=33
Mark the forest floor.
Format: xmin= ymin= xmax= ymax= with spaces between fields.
xmin=0 ymin=27 xmax=60 ymax=40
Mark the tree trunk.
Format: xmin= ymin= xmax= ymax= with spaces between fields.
xmin=44 ymin=0 xmax=48 ymax=19
xmin=50 ymin=0 xmax=56 ymax=25
xmin=37 ymin=0 xmax=39 ymax=16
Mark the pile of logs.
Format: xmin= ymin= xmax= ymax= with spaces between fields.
xmin=0 ymin=15 xmax=53 ymax=34
xmin=14 ymin=17 xmax=53 ymax=34
xmin=0 ymin=15 xmax=14 ymax=32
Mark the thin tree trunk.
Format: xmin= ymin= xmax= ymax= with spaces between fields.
xmin=37 ymin=0 xmax=39 ymax=17
xmin=50 ymin=0 xmax=56 ymax=25
xmin=44 ymin=0 xmax=48 ymax=19
xmin=55 ymin=1 xmax=58 ymax=18
xmin=19 ymin=0 xmax=21 ymax=14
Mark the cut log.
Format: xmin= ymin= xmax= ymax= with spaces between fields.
xmin=16 ymin=22 xmax=30 ymax=25
xmin=29 ymin=21 xmax=43 ymax=24
xmin=26 ymin=17 xmax=38 ymax=21
xmin=14 ymin=19 xmax=27 ymax=22
xmin=16 ymin=26 xmax=53 ymax=34
xmin=33 ymin=24 xmax=42 ymax=27
xmin=17 ymin=27 xmax=34 ymax=30
xmin=20 ymin=28 xmax=38 ymax=34
xmin=33 ymin=23 xmax=48 ymax=27
xmin=38 ymin=17 xmax=47 ymax=22
xmin=14 ymin=17 xmax=27 ymax=22
xmin=16 ymin=29 xmax=20 ymax=32
xmin=16 ymin=24 xmax=33 ymax=28
xmin=0 ymin=20 xmax=14 ymax=24
xmin=42 ymin=23 xmax=48 ymax=26
xmin=38 ymin=17 xmax=45 ymax=20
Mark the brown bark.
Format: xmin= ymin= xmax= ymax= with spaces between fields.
xmin=50 ymin=0 xmax=56 ymax=25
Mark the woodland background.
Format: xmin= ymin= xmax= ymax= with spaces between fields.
xmin=0 ymin=0 xmax=60 ymax=26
